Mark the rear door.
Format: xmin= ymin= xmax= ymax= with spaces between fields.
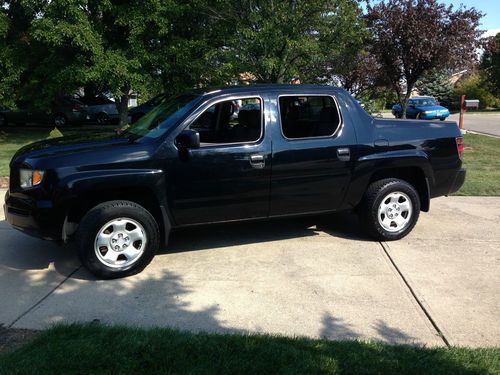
xmin=169 ymin=95 xmax=272 ymax=225
xmin=269 ymin=93 xmax=357 ymax=216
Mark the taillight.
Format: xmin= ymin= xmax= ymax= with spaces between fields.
xmin=456 ymin=137 xmax=463 ymax=159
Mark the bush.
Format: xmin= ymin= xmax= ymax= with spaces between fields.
xmin=454 ymin=74 xmax=500 ymax=109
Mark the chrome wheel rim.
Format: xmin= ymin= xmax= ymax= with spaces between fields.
xmin=377 ymin=192 xmax=413 ymax=233
xmin=94 ymin=218 xmax=147 ymax=268
xmin=54 ymin=115 xmax=66 ymax=126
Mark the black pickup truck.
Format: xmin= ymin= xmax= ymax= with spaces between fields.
xmin=4 ymin=85 xmax=465 ymax=278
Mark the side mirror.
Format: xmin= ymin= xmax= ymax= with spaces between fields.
xmin=175 ymin=129 xmax=200 ymax=149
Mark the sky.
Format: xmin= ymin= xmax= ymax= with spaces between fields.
xmin=441 ymin=0 xmax=500 ymax=35
xmin=362 ymin=1 xmax=500 ymax=37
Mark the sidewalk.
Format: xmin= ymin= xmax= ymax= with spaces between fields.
xmin=1 ymin=189 xmax=499 ymax=347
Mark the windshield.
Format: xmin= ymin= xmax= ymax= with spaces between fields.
xmin=124 ymin=94 xmax=199 ymax=139
xmin=411 ymin=98 xmax=437 ymax=107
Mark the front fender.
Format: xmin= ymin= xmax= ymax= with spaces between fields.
xmin=56 ymin=169 xmax=172 ymax=242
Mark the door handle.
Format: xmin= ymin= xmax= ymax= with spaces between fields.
xmin=249 ymin=154 xmax=265 ymax=169
xmin=337 ymin=148 xmax=350 ymax=161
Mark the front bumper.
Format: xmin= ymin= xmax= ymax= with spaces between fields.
xmin=420 ymin=112 xmax=450 ymax=120
xmin=4 ymin=190 xmax=62 ymax=241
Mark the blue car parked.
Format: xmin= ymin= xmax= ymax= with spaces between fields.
xmin=392 ymin=96 xmax=450 ymax=121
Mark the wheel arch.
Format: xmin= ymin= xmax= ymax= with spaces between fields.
xmin=63 ymin=186 xmax=170 ymax=244
xmin=367 ymin=167 xmax=430 ymax=212
xmin=347 ymin=154 xmax=433 ymax=212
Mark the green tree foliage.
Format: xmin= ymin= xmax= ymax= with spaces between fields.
xmin=416 ymin=70 xmax=454 ymax=107
xmin=207 ymin=0 xmax=366 ymax=84
xmin=0 ymin=0 xmax=373 ymax=125
xmin=0 ymin=0 xmax=48 ymax=108
xmin=26 ymin=0 xmax=179 ymax=124
xmin=454 ymin=73 xmax=499 ymax=109
xmin=366 ymin=0 xmax=483 ymax=118
xmin=481 ymin=33 xmax=500 ymax=97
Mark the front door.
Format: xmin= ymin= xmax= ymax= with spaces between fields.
xmin=170 ymin=96 xmax=271 ymax=225
xmin=269 ymin=94 xmax=356 ymax=216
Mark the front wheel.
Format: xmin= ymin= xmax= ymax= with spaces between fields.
xmin=359 ymin=178 xmax=420 ymax=241
xmin=76 ymin=200 xmax=160 ymax=279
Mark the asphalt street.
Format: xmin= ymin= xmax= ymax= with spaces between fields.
xmin=381 ymin=112 xmax=500 ymax=136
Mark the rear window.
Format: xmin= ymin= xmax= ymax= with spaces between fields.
xmin=279 ymin=96 xmax=341 ymax=139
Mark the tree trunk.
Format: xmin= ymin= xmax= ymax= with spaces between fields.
xmin=400 ymin=83 xmax=415 ymax=119
xmin=115 ymin=88 xmax=130 ymax=127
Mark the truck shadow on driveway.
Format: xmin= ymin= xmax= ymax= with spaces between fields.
xmin=0 ymin=210 xmax=371 ymax=278
xmin=165 ymin=211 xmax=372 ymax=255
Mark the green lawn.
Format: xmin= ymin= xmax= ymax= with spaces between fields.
xmin=0 ymin=128 xmax=48 ymax=176
xmin=457 ymin=134 xmax=500 ymax=196
xmin=0 ymin=127 xmax=114 ymax=177
xmin=0 ymin=324 xmax=498 ymax=374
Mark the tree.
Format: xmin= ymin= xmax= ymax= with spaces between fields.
xmin=0 ymin=0 xmax=48 ymax=108
xmin=454 ymin=73 xmax=499 ymax=109
xmin=481 ymin=33 xmax=500 ymax=97
xmin=366 ymin=0 xmax=483 ymax=118
xmin=26 ymin=0 xmax=177 ymax=125
xmin=206 ymin=0 xmax=366 ymax=84
xmin=416 ymin=69 xmax=454 ymax=107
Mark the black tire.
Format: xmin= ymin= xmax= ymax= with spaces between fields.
xmin=359 ymin=178 xmax=420 ymax=241
xmin=96 ymin=112 xmax=110 ymax=125
xmin=440 ymin=117 xmax=446 ymax=121
xmin=53 ymin=113 xmax=67 ymax=127
xmin=76 ymin=200 xmax=160 ymax=279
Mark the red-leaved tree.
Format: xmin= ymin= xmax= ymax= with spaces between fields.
xmin=366 ymin=0 xmax=483 ymax=118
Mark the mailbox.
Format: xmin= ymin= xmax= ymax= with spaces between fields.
xmin=465 ymin=99 xmax=479 ymax=109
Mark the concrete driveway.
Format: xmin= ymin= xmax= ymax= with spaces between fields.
xmin=1 ymin=189 xmax=499 ymax=348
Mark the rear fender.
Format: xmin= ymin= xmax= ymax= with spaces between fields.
xmin=345 ymin=150 xmax=432 ymax=211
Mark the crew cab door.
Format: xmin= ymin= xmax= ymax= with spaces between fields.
xmin=269 ymin=94 xmax=356 ymax=216
xmin=169 ymin=95 xmax=271 ymax=225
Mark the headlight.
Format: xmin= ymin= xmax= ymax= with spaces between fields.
xmin=19 ymin=168 xmax=45 ymax=188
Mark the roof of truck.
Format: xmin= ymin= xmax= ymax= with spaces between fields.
xmin=191 ymin=84 xmax=346 ymax=97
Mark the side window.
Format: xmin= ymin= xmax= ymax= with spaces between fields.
xmin=189 ymin=97 xmax=262 ymax=145
xmin=279 ymin=96 xmax=341 ymax=139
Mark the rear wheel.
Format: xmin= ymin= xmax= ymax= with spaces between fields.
xmin=76 ymin=200 xmax=160 ymax=279
xmin=359 ymin=178 xmax=420 ymax=241
xmin=53 ymin=113 xmax=67 ymax=127
xmin=440 ymin=117 xmax=446 ymax=121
